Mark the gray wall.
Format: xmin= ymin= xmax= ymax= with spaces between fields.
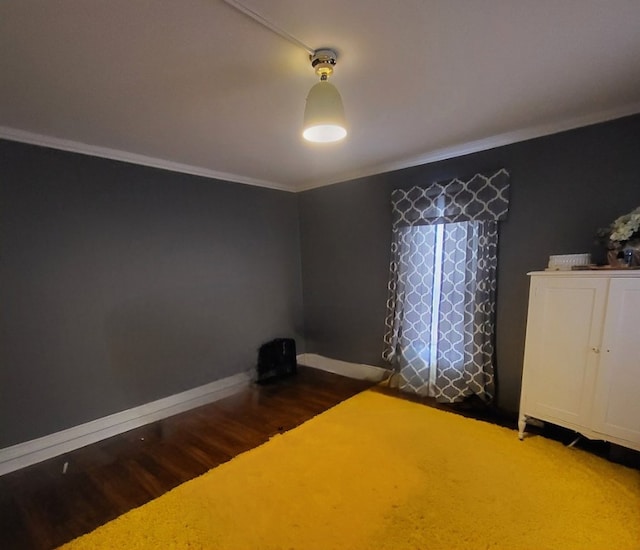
xmin=0 ymin=140 xmax=303 ymax=447
xmin=2 ymin=114 xmax=638 ymax=447
xmin=298 ymin=114 xmax=640 ymax=413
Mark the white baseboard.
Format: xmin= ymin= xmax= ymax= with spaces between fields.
xmin=0 ymin=371 xmax=250 ymax=476
xmin=297 ymin=353 xmax=389 ymax=382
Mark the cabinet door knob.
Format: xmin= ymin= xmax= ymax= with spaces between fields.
xmin=591 ymin=347 xmax=600 ymax=354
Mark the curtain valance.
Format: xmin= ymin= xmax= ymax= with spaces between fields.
xmin=391 ymin=168 xmax=510 ymax=227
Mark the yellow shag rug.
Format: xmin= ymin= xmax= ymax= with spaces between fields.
xmin=60 ymin=390 xmax=640 ymax=550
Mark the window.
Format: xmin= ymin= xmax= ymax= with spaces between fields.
xmin=383 ymin=170 xmax=509 ymax=403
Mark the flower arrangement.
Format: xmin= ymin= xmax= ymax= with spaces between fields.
xmin=597 ymin=206 xmax=640 ymax=250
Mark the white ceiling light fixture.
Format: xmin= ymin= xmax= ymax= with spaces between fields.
xmin=302 ymin=49 xmax=347 ymax=143
xmin=221 ymin=1 xmax=347 ymax=145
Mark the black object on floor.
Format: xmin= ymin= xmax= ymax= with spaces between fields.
xmin=256 ymin=338 xmax=297 ymax=384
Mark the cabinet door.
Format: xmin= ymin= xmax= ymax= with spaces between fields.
xmin=592 ymin=278 xmax=640 ymax=445
xmin=521 ymin=277 xmax=607 ymax=428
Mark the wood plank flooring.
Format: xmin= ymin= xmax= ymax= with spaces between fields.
xmin=0 ymin=366 xmax=374 ymax=550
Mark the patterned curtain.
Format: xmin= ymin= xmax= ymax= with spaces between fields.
xmin=382 ymin=169 xmax=510 ymax=403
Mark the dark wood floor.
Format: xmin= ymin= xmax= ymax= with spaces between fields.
xmin=0 ymin=366 xmax=374 ymax=550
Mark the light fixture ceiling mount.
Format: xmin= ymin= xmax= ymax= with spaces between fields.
xmin=310 ymin=49 xmax=337 ymax=79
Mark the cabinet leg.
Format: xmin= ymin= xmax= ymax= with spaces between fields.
xmin=518 ymin=415 xmax=527 ymax=440
xmin=567 ymin=434 xmax=581 ymax=448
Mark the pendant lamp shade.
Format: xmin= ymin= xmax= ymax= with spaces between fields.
xmin=302 ymin=80 xmax=347 ymax=143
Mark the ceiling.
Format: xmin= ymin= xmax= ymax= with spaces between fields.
xmin=1 ymin=1 xmax=640 ymax=192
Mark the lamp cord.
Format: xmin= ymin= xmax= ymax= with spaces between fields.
xmin=221 ymin=0 xmax=315 ymax=55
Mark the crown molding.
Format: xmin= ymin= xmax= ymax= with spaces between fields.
xmin=296 ymin=102 xmax=640 ymax=192
xmin=0 ymin=126 xmax=295 ymax=192
xmin=3 ymin=102 xmax=640 ymax=194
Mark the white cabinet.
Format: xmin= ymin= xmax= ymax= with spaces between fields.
xmin=518 ymin=271 xmax=640 ymax=452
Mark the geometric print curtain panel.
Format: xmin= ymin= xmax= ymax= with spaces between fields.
xmin=391 ymin=168 xmax=510 ymax=227
xmin=383 ymin=169 xmax=510 ymax=403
